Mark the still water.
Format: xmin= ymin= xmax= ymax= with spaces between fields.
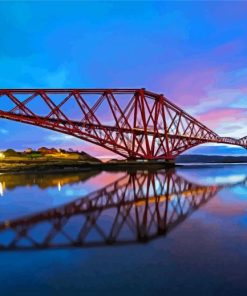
xmin=0 ymin=165 xmax=247 ymax=295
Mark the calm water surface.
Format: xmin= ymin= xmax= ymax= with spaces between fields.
xmin=0 ymin=165 xmax=247 ymax=296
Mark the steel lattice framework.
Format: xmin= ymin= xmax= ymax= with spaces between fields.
xmin=0 ymin=88 xmax=246 ymax=160
xmin=0 ymin=170 xmax=221 ymax=250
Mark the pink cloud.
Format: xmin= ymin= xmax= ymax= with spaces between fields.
xmin=196 ymin=108 xmax=247 ymax=136
xmin=161 ymin=63 xmax=221 ymax=108
xmin=157 ymin=39 xmax=247 ymax=110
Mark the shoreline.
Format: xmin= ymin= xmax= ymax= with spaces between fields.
xmin=0 ymin=160 xmax=174 ymax=174
xmin=0 ymin=160 xmax=247 ymax=174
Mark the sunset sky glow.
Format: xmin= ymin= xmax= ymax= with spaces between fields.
xmin=1 ymin=1 xmax=247 ymax=158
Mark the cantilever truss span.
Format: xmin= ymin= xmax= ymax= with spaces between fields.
xmin=0 ymin=88 xmax=246 ymax=160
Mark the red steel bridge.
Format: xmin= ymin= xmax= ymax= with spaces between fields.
xmin=0 ymin=88 xmax=246 ymax=160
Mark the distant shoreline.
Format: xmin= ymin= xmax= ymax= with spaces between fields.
xmin=1 ymin=149 xmax=247 ymax=173
xmin=0 ymin=159 xmax=247 ymax=174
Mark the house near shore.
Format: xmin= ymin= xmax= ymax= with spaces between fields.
xmin=24 ymin=148 xmax=33 ymax=154
xmin=38 ymin=147 xmax=58 ymax=154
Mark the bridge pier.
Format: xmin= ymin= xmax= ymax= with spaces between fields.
xmin=164 ymin=159 xmax=175 ymax=166
xmin=123 ymin=158 xmax=175 ymax=167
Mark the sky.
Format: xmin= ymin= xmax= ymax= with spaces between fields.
xmin=1 ymin=0 xmax=247 ymax=158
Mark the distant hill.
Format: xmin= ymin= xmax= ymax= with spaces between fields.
xmin=177 ymin=154 xmax=247 ymax=163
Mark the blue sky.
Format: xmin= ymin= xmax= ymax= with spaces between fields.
xmin=1 ymin=1 xmax=247 ymax=158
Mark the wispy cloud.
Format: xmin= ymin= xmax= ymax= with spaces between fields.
xmin=1 ymin=2 xmax=247 ymax=156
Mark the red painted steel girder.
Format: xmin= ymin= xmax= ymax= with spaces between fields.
xmin=0 ymin=88 xmax=246 ymax=159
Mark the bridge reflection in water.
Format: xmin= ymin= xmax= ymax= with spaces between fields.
xmin=0 ymin=169 xmax=236 ymax=250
